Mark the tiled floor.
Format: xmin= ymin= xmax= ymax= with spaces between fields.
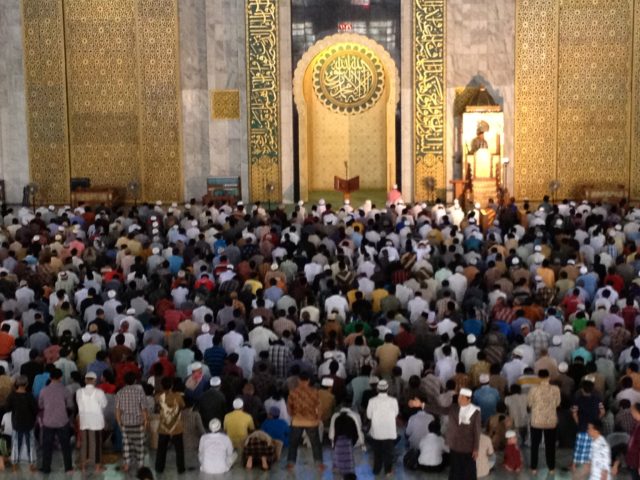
xmin=2 ymin=443 xmax=630 ymax=480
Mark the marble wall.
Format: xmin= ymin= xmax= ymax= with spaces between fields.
xmin=446 ymin=0 xmax=516 ymax=196
xmin=0 ymin=0 xmax=29 ymax=204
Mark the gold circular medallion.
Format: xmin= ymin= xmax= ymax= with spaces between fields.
xmin=312 ymin=43 xmax=385 ymax=114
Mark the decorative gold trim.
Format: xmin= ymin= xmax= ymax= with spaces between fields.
xmin=292 ymin=33 xmax=400 ymax=200
xmin=413 ymin=0 xmax=446 ymax=200
xmin=211 ymin=90 xmax=241 ymax=120
xmin=246 ymin=0 xmax=281 ymax=203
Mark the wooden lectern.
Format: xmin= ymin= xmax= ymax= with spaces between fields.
xmin=334 ymin=176 xmax=359 ymax=202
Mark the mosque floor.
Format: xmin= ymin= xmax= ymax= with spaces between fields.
xmin=3 ymin=443 xmax=626 ymax=480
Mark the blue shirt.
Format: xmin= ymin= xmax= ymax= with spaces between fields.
xmin=32 ymin=372 xmax=51 ymax=399
xmin=168 ymin=255 xmax=184 ymax=275
xmin=87 ymin=360 xmax=110 ymax=381
xmin=204 ymin=346 xmax=227 ymax=377
xmin=472 ymin=385 xmax=501 ymax=424
xmin=463 ymin=318 xmax=483 ymax=337
xmin=511 ymin=317 xmax=532 ymax=338
xmin=261 ymin=418 xmax=290 ymax=447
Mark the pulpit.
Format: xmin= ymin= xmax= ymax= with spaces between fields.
xmin=334 ymin=176 xmax=359 ymax=202
xmin=71 ymin=187 xmax=123 ymax=208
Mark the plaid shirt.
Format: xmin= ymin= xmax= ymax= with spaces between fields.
xmin=525 ymin=330 xmax=550 ymax=358
xmin=115 ymin=384 xmax=147 ymax=426
xmin=268 ymin=344 xmax=292 ymax=379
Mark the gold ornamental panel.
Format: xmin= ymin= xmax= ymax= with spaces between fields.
xmin=514 ymin=0 xmax=559 ymax=201
xmin=22 ymin=0 xmax=71 ymax=204
xmin=556 ymin=0 xmax=633 ymax=199
xmin=211 ymin=90 xmax=241 ymax=120
xmin=63 ymin=0 xmax=141 ymax=199
xmin=413 ymin=0 xmax=446 ymax=200
xmin=632 ymin=0 xmax=640 ymax=200
xmin=311 ymin=43 xmax=385 ymax=115
xmin=246 ymin=0 xmax=281 ymax=203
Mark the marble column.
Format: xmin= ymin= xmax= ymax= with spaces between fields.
xmin=0 ymin=0 xmax=29 ymax=204
xmin=205 ymin=0 xmax=248 ymax=201
xmin=446 ymin=0 xmax=516 ymax=197
xmin=179 ymin=0 xmax=211 ymax=201
xmin=279 ymin=0 xmax=294 ymax=204
xmin=400 ymin=0 xmax=414 ymax=201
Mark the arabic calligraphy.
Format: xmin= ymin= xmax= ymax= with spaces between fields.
xmin=414 ymin=0 xmax=446 ymax=200
xmin=246 ymin=0 xmax=281 ymax=202
xmin=312 ymin=43 xmax=384 ymax=114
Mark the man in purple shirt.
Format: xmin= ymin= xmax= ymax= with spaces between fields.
xmin=38 ymin=368 xmax=74 ymax=473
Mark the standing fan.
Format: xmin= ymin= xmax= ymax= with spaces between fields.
xmin=127 ymin=181 xmax=141 ymax=206
xmin=425 ymin=176 xmax=436 ymax=203
xmin=23 ymin=182 xmax=39 ymax=211
xmin=266 ymin=182 xmax=275 ymax=212
xmin=548 ymin=179 xmax=561 ymax=203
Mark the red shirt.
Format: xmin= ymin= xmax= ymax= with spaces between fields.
xmin=115 ymin=361 xmax=141 ymax=389
xmin=503 ymin=443 xmax=522 ymax=470
xmin=394 ymin=331 xmax=416 ymax=351
xmin=603 ymin=274 xmax=624 ymax=293
xmin=164 ymin=309 xmax=186 ymax=331
xmin=0 ymin=332 xmax=14 ymax=360
xmin=622 ymin=306 xmax=639 ymax=332
xmin=152 ymin=357 xmax=176 ymax=378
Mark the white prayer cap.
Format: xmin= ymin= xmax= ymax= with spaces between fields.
xmin=577 ymin=303 xmax=585 ymax=311
xmin=82 ymin=333 xmax=92 ymax=343
xmin=209 ymin=419 xmax=221 ymax=433
xmin=512 ymin=257 xmax=520 ymax=265
xmin=151 ymin=222 xmax=159 ymax=228
xmin=535 ymin=275 xmax=543 ymax=282
xmin=152 ymin=229 xmax=159 ymax=235
xmin=202 ymin=324 xmax=210 ymax=333
xmin=369 ymin=376 xmax=380 ymax=385
xmin=512 ymin=347 xmax=524 ymax=357
xmin=323 ymin=351 xmax=334 ymax=359
xmin=150 ymin=216 xmax=157 ymax=221
xmin=344 ymin=199 xmax=350 ymax=205
xmin=253 ymin=316 xmax=263 ymax=325
xmin=171 ymin=202 xmax=178 ymax=208
xmin=505 ymin=430 xmax=517 ymax=439
xmin=210 ymin=376 xmax=221 ymax=387
xmin=321 ymin=377 xmax=334 ymax=388
xmin=319 ymin=198 xmax=325 ymax=205
xmin=48 ymin=205 xmax=55 ymax=211
xmin=191 ymin=362 xmax=203 ymax=370
xmin=467 ymin=334 xmax=476 ymax=344
xmin=237 ymin=201 xmax=244 ymax=207
xmin=555 ymin=219 xmax=563 ymax=227
xmin=270 ymin=262 xmax=278 ymax=271
xmin=191 ymin=220 xmax=198 ymax=227
xmin=32 ymin=235 xmax=40 ymax=242
xmin=459 ymin=388 xmax=473 ymax=397
xmin=298 ymin=200 xmax=304 ymax=206
xmin=233 ymin=398 xmax=244 ymax=410
xmin=126 ymin=308 xmax=136 ymax=315
xmin=185 ymin=204 xmax=191 ymax=209
xmin=615 ymin=224 xmax=622 ymax=231
xmin=584 ymin=375 xmax=596 ymax=383
xmin=558 ymin=362 xmax=568 ymax=373
xmin=564 ymin=324 xmax=574 ymax=332
xmin=107 ymin=290 xmax=117 ymax=299
xmin=152 ymin=247 xmax=160 ymax=255
xmin=534 ymin=245 xmax=542 ymax=252
xmin=469 ymin=258 xmax=478 ymax=265
xmin=393 ymin=184 xmax=398 ymax=190
xmin=177 ymin=270 xmax=186 ymax=278
xmin=377 ymin=380 xmax=389 ymax=392
xmin=474 ymin=202 xmax=481 ymax=209
xmin=85 ymin=371 xmax=97 ymax=380
xmin=479 ymin=373 xmax=490 ymax=384
xmin=580 ymin=266 xmax=588 ymax=274
xmin=567 ymin=259 xmax=575 ymax=265
xmin=552 ymin=335 xmax=562 ymax=346
xmin=156 ymin=200 xmax=162 ymax=206
xmin=55 ymin=234 xmax=62 ymax=241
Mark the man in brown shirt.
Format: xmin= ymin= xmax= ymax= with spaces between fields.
xmin=528 ymin=369 xmax=561 ymax=473
xmin=286 ymin=372 xmax=324 ymax=470
xmin=155 ymin=377 xmax=185 ymax=474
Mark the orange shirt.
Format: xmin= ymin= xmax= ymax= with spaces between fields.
xmin=0 ymin=332 xmax=14 ymax=360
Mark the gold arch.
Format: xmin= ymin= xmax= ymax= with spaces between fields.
xmin=293 ymin=33 xmax=400 ymax=200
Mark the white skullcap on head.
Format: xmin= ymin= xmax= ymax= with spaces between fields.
xmin=233 ymin=398 xmax=244 ymax=410
xmin=467 ymin=334 xmax=476 ymax=344
xmin=459 ymin=388 xmax=473 ymax=397
xmin=555 ymin=219 xmax=563 ymax=227
xmin=191 ymin=220 xmax=198 ymax=227
xmin=323 ymin=351 xmax=334 ymax=359
xmin=615 ymin=224 xmax=622 ymax=231
xmin=298 ymin=200 xmax=304 ymax=206
xmin=171 ymin=202 xmax=178 ymax=208
xmin=32 ymin=235 xmax=40 ymax=242
xmin=505 ymin=430 xmax=517 ymax=439
xmin=210 ymin=376 xmax=221 ymax=387
xmin=152 ymin=222 xmax=159 ymax=228
xmin=48 ymin=205 xmax=55 ymax=210
xmin=209 ymin=418 xmax=221 ymax=433
xmin=558 ymin=362 xmax=568 ymax=373
xmin=479 ymin=373 xmax=490 ymax=384
xmin=55 ymin=234 xmax=62 ymax=241
xmin=552 ymin=335 xmax=562 ymax=346
xmin=534 ymin=245 xmax=542 ymax=252
xmin=512 ymin=257 xmax=520 ymax=265
xmin=152 ymin=228 xmax=159 ymax=235
xmin=150 ymin=216 xmax=157 ymax=221
xmin=126 ymin=308 xmax=136 ymax=315
xmin=177 ymin=270 xmax=186 ymax=278
xmin=82 ymin=333 xmax=92 ymax=343
xmin=319 ymin=198 xmax=325 ymax=205
xmin=156 ymin=200 xmax=162 ymax=206
xmin=253 ymin=316 xmax=263 ymax=325
xmin=393 ymin=184 xmax=398 ymax=190
xmin=271 ymin=262 xmax=278 ymax=271
xmin=474 ymin=202 xmax=481 ymax=209
xmin=152 ymin=247 xmax=160 ymax=255
xmin=201 ymin=324 xmax=210 ymax=333
xmin=377 ymin=379 xmax=389 ymax=391
xmin=567 ymin=259 xmax=575 ymax=265
xmin=107 ymin=290 xmax=116 ymax=299
xmin=580 ymin=266 xmax=588 ymax=274
xmin=344 ymin=199 xmax=350 ymax=205
xmin=190 ymin=362 xmax=202 ymax=370
xmin=469 ymin=258 xmax=477 ymax=265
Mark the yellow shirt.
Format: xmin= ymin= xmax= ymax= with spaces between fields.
xmin=244 ymin=279 xmax=263 ymax=296
xmin=375 ymin=342 xmax=401 ymax=376
xmin=223 ymin=410 xmax=254 ymax=449
xmin=371 ymin=289 xmax=389 ymax=313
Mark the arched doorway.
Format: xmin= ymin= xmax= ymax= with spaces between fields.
xmin=293 ymin=33 xmax=400 ymax=201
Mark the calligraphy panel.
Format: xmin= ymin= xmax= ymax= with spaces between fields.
xmin=632 ymin=0 xmax=640 ymax=200
xmin=514 ymin=0 xmax=558 ymax=201
xmin=413 ymin=0 xmax=446 ymax=200
xmin=246 ymin=0 xmax=281 ymax=203
xmin=557 ymin=0 xmax=633 ymax=199
xmin=22 ymin=0 xmax=70 ymax=204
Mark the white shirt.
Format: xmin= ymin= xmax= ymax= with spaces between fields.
xmin=236 ymin=344 xmax=257 ymax=380
xmin=408 ymin=296 xmax=429 ymax=322
xmin=461 ymin=346 xmax=481 ymax=372
xmin=436 ymin=318 xmax=457 ymax=339
xmin=248 ymin=326 xmax=278 ymax=354
xmin=109 ymin=331 xmax=137 ymax=350
xmin=325 ymin=295 xmax=349 ymax=318
xmin=501 ymin=358 xmax=526 ymax=387
xmin=418 ymin=433 xmax=449 ymax=466
xmin=192 ymin=305 xmax=213 ymax=324
xmin=196 ymin=333 xmax=213 ymax=354
xmin=198 ymin=432 xmax=235 ymax=474
xmin=397 ymin=356 xmax=424 ymax=384
xmin=435 ymin=356 xmax=456 ymax=383
xmin=367 ymin=393 xmax=399 ymax=440
xmin=222 ymin=330 xmax=243 ymax=355
xmin=76 ymin=385 xmax=107 ymax=430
